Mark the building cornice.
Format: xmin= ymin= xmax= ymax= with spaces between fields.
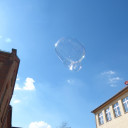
xmin=91 ymin=86 xmax=128 ymax=114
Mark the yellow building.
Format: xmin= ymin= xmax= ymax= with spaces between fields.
xmin=92 ymin=86 xmax=128 ymax=128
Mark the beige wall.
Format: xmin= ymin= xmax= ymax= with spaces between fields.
xmin=95 ymin=92 xmax=128 ymax=128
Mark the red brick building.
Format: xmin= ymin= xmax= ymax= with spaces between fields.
xmin=0 ymin=49 xmax=20 ymax=128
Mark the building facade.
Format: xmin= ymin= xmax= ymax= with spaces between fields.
xmin=0 ymin=49 xmax=20 ymax=128
xmin=92 ymin=86 xmax=128 ymax=128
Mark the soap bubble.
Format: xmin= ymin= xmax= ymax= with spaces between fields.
xmin=55 ymin=37 xmax=85 ymax=71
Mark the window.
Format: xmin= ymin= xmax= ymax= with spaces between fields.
xmin=98 ymin=112 xmax=104 ymax=125
xmin=113 ymin=102 xmax=121 ymax=117
xmin=122 ymin=96 xmax=128 ymax=112
xmin=105 ymin=107 xmax=112 ymax=121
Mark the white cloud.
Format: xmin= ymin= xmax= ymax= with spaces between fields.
xmin=14 ymin=77 xmax=35 ymax=91
xmin=0 ymin=35 xmax=12 ymax=43
xmin=16 ymin=75 xmax=20 ymax=81
xmin=5 ymin=38 xmax=12 ymax=43
xmin=108 ymin=77 xmax=122 ymax=83
xmin=29 ymin=121 xmax=51 ymax=128
xmin=110 ymin=84 xmax=117 ymax=87
xmin=100 ymin=70 xmax=122 ymax=87
xmin=101 ymin=70 xmax=115 ymax=75
xmin=13 ymin=99 xmax=21 ymax=104
xmin=14 ymin=83 xmax=22 ymax=90
xmin=67 ymin=79 xmax=74 ymax=85
xmin=16 ymin=78 xmax=20 ymax=81
xmin=67 ymin=79 xmax=71 ymax=84
xmin=23 ymin=77 xmax=35 ymax=91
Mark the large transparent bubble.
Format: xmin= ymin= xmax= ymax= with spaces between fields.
xmin=55 ymin=37 xmax=85 ymax=71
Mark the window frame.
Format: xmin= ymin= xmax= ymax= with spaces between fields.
xmin=105 ymin=107 xmax=112 ymax=121
xmin=122 ymin=96 xmax=128 ymax=113
xmin=113 ymin=102 xmax=121 ymax=118
xmin=98 ymin=112 xmax=104 ymax=125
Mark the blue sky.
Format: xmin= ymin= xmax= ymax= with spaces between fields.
xmin=0 ymin=0 xmax=128 ymax=128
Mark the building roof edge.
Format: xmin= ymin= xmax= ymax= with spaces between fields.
xmin=91 ymin=86 xmax=128 ymax=114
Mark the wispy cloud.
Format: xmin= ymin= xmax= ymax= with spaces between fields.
xmin=5 ymin=38 xmax=12 ymax=43
xmin=14 ymin=77 xmax=35 ymax=91
xmin=0 ymin=35 xmax=12 ymax=43
xmin=16 ymin=75 xmax=20 ymax=81
xmin=13 ymin=99 xmax=21 ymax=104
xmin=29 ymin=121 xmax=51 ymax=128
xmin=101 ymin=70 xmax=122 ymax=87
xmin=67 ymin=79 xmax=75 ymax=85
xmin=108 ymin=77 xmax=121 ymax=83
xmin=101 ymin=70 xmax=115 ymax=75
xmin=14 ymin=83 xmax=22 ymax=90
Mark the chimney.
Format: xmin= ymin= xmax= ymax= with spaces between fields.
xmin=12 ymin=49 xmax=17 ymax=55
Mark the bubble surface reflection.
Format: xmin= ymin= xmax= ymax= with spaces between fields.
xmin=55 ymin=37 xmax=85 ymax=71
